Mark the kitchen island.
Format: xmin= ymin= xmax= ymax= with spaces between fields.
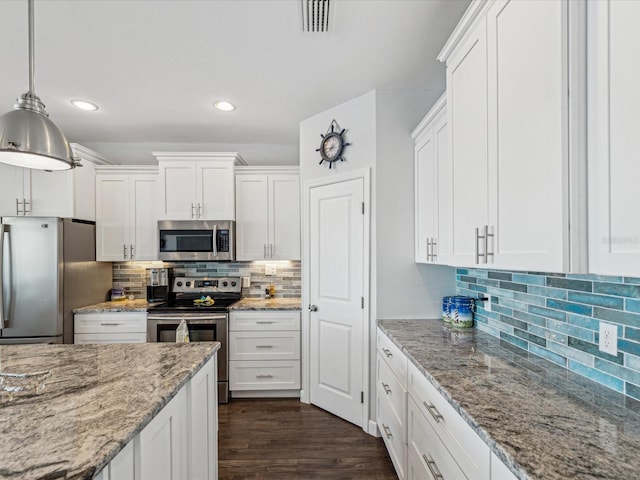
xmin=0 ymin=342 xmax=219 ymax=480
xmin=379 ymin=319 xmax=640 ymax=479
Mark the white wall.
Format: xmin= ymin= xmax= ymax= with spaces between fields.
xmin=375 ymin=90 xmax=455 ymax=320
xmin=300 ymin=88 xmax=455 ymax=431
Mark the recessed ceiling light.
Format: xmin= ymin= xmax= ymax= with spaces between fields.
xmin=71 ymin=99 xmax=99 ymax=111
xmin=214 ymin=101 xmax=235 ymax=112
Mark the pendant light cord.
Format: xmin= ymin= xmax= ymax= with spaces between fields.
xmin=28 ymin=0 xmax=35 ymax=96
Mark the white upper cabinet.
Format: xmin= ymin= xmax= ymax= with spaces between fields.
xmin=0 ymin=144 xmax=101 ymax=220
xmin=437 ymin=0 xmax=580 ymax=272
xmin=440 ymin=15 xmax=489 ymax=267
xmin=96 ymin=166 xmax=159 ymax=261
xmin=413 ymin=95 xmax=449 ymax=264
xmin=588 ymin=0 xmax=640 ymax=275
xmin=154 ymin=152 xmax=246 ymax=221
xmin=486 ymin=0 xmax=569 ymax=272
xmin=235 ymin=167 xmax=300 ymax=261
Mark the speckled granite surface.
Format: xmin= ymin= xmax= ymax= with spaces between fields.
xmin=0 ymin=342 xmax=219 ymax=480
xmin=73 ymin=299 xmax=151 ymax=313
xmin=378 ymin=319 xmax=640 ymax=480
xmin=229 ymin=297 xmax=301 ymax=310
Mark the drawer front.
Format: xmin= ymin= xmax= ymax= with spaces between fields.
xmin=407 ymin=447 xmax=432 ymax=480
xmin=74 ymin=313 xmax=147 ymax=334
xmin=74 ymin=332 xmax=147 ymax=344
xmin=229 ymin=311 xmax=300 ymax=331
xmin=377 ymin=353 xmax=407 ymax=430
xmin=377 ymin=328 xmax=408 ymax=387
xmin=229 ymin=331 xmax=300 ymax=361
xmin=408 ymin=361 xmax=490 ymax=479
xmin=229 ymin=360 xmax=300 ymax=390
xmin=408 ymin=396 xmax=467 ymax=480
xmin=377 ymin=388 xmax=407 ymax=480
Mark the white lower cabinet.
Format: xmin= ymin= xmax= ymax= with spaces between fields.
xmin=74 ymin=312 xmax=147 ymax=344
xmin=377 ymin=328 xmax=503 ymax=480
xmin=229 ymin=310 xmax=301 ymax=396
xmin=95 ymin=354 xmax=217 ymax=480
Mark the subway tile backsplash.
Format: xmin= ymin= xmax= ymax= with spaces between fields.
xmin=112 ymin=261 xmax=301 ymax=299
xmin=457 ymin=268 xmax=640 ymax=402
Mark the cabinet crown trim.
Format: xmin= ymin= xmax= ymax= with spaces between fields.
xmin=235 ymin=166 xmax=299 ymax=175
xmin=151 ymin=151 xmax=247 ymax=166
xmin=437 ymin=0 xmax=490 ymax=63
xmin=95 ymin=165 xmax=159 ymax=175
xmin=412 ymin=93 xmax=447 ymax=139
xmin=70 ymin=143 xmax=118 ymax=166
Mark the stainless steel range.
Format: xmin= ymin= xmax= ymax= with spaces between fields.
xmin=147 ymin=276 xmax=241 ymax=403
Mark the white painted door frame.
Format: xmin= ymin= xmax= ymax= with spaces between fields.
xmin=300 ymin=168 xmax=372 ymax=434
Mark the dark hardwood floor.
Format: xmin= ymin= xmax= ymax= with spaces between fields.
xmin=218 ymin=398 xmax=398 ymax=480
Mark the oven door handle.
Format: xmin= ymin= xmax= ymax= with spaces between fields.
xmin=147 ymin=314 xmax=227 ymax=322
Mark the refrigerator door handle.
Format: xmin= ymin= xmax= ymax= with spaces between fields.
xmin=0 ymin=224 xmax=9 ymax=328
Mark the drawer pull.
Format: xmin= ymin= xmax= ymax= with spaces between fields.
xmin=423 ymin=401 xmax=444 ymax=423
xmin=382 ymin=423 xmax=393 ymax=439
xmin=256 ymin=345 xmax=274 ymax=349
xmin=256 ymin=374 xmax=274 ymax=379
xmin=381 ymin=382 xmax=392 ymax=395
xmin=422 ymin=454 xmax=444 ymax=479
xmin=100 ymin=322 xmax=122 ymax=326
xmin=256 ymin=321 xmax=275 ymax=324
xmin=382 ymin=348 xmax=393 ymax=358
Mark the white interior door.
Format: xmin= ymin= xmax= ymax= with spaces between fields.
xmin=309 ymin=177 xmax=365 ymax=428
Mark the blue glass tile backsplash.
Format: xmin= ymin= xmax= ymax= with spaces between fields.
xmin=456 ymin=268 xmax=640 ymax=401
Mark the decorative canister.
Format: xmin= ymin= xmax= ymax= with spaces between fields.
xmin=449 ymin=296 xmax=475 ymax=328
xmin=442 ymin=296 xmax=453 ymax=323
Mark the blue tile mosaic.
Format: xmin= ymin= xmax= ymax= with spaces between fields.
xmin=456 ymin=268 xmax=640 ymax=402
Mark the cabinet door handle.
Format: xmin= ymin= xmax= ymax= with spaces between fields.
xmin=256 ymin=345 xmax=274 ymax=349
xmin=270 ymin=243 xmax=274 ymax=258
xmin=423 ymin=400 xmax=444 ymax=423
xmin=422 ymin=454 xmax=444 ymax=479
xmin=485 ymin=225 xmax=494 ymax=263
xmin=256 ymin=374 xmax=274 ymax=379
xmin=15 ymin=199 xmax=20 ymax=215
xmin=191 ymin=203 xmax=196 ymax=219
xmin=23 ymin=199 xmax=30 ymax=214
xmin=381 ymin=382 xmax=392 ymax=395
xmin=263 ymin=244 xmax=267 ymax=259
xmin=382 ymin=424 xmax=393 ymax=439
xmin=475 ymin=227 xmax=486 ymax=264
xmin=130 ymin=244 xmax=135 ymax=259
xmin=198 ymin=203 xmax=203 ymax=218
xmin=123 ymin=244 xmax=128 ymax=260
xmin=256 ymin=321 xmax=275 ymax=324
xmin=100 ymin=322 xmax=122 ymax=326
xmin=432 ymin=239 xmax=437 ymax=261
xmin=382 ymin=348 xmax=393 ymax=358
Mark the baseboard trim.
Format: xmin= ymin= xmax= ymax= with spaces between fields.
xmin=230 ymin=390 xmax=300 ymax=399
xmin=368 ymin=419 xmax=380 ymax=437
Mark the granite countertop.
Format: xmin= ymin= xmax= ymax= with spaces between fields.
xmin=229 ymin=297 xmax=301 ymax=310
xmin=0 ymin=342 xmax=219 ymax=480
xmin=73 ymin=299 xmax=151 ymax=313
xmin=378 ymin=319 xmax=640 ymax=480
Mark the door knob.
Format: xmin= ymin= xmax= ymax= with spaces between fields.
xmin=309 ymin=304 xmax=318 ymax=312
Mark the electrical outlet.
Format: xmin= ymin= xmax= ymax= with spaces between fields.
xmin=242 ymin=276 xmax=251 ymax=288
xmin=599 ymin=322 xmax=618 ymax=356
xmin=265 ymin=263 xmax=277 ymax=276
xmin=485 ymin=294 xmax=492 ymax=313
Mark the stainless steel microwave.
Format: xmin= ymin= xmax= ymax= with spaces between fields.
xmin=158 ymin=220 xmax=235 ymax=261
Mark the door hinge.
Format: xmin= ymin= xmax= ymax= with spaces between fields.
xmin=361 ymin=391 xmax=364 ymax=403
xmin=361 ymin=297 xmax=364 ymax=309
xmin=361 ymin=202 xmax=365 ymax=214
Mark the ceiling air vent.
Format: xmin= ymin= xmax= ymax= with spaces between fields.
xmin=301 ymin=0 xmax=332 ymax=32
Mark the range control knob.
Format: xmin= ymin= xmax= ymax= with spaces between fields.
xmin=231 ymin=281 xmax=237 ymax=287
xmin=176 ymin=281 xmax=183 ymax=287
xmin=186 ymin=281 xmax=191 ymax=287
xmin=222 ymin=281 xmax=228 ymax=287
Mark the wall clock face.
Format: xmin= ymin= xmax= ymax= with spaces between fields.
xmin=317 ymin=122 xmax=350 ymax=169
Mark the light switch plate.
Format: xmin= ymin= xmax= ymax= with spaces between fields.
xmin=265 ymin=264 xmax=277 ymax=276
xmin=242 ymin=276 xmax=251 ymax=288
xmin=599 ymin=322 xmax=618 ymax=356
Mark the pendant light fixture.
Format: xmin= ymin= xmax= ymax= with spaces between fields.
xmin=0 ymin=0 xmax=79 ymax=170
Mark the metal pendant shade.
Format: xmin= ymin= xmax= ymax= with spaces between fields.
xmin=0 ymin=0 xmax=78 ymax=170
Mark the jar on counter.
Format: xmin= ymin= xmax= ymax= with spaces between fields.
xmin=449 ymin=296 xmax=475 ymax=328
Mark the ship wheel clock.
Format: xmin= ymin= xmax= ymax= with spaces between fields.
xmin=316 ymin=120 xmax=350 ymax=169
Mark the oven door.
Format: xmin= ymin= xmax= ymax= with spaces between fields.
xmin=147 ymin=313 xmax=228 ymax=382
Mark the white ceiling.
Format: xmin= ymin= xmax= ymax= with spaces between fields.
xmin=0 ymin=0 xmax=470 ymax=165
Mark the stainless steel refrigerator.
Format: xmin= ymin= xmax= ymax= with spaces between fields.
xmin=0 ymin=217 xmax=112 ymax=344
